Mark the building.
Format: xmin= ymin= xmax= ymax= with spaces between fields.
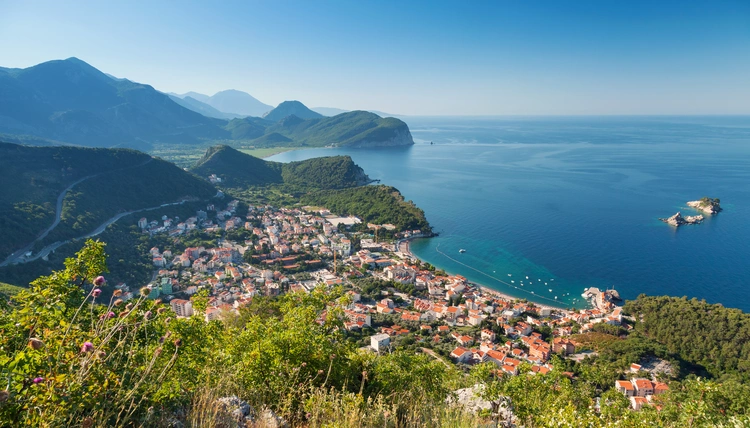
xmin=170 ymin=299 xmax=193 ymax=317
xmin=371 ymin=333 xmax=391 ymax=353
xmin=616 ymin=380 xmax=635 ymax=397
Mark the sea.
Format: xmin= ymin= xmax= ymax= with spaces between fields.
xmin=269 ymin=116 xmax=750 ymax=311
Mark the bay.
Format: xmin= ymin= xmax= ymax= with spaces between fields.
xmin=269 ymin=116 xmax=750 ymax=311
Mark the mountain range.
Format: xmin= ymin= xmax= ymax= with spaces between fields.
xmin=0 ymin=58 xmax=413 ymax=150
xmin=169 ymin=89 xmax=273 ymax=118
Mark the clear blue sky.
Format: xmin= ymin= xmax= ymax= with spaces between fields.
xmin=1 ymin=0 xmax=748 ymax=115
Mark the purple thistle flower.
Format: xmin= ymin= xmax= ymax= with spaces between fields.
xmin=33 ymin=377 xmax=44 ymax=384
xmin=81 ymin=342 xmax=94 ymax=353
xmin=94 ymin=276 xmax=106 ymax=286
xmin=92 ymin=288 xmax=102 ymax=298
xmin=107 ymin=311 xmax=116 ymax=319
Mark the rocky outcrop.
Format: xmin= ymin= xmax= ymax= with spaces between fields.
xmin=214 ymin=396 xmax=288 ymax=428
xmin=660 ymin=212 xmax=704 ymax=227
xmin=687 ymin=198 xmax=722 ymax=214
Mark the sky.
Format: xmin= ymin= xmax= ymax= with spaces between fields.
xmin=1 ymin=0 xmax=749 ymax=115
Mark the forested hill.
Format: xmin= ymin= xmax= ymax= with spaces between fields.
xmin=225 ymin=110 xmax=414 ymax=148
xmin=190 ymin=145 xmax=371 ymax=190
xmin=0 ymin=142 xmax=217 ymax=261
xmin=300 ymin=185 xmax=431 ymax=233
xmin=625 ymin=295 xmax=750 ymax=382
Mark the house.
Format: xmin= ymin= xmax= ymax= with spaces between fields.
xmin=552 ymin=337 xmax=576 ymax=355
xmin=457 ymin=335 xmax=474 ymax=346
xmin=632 ymin=378 xmax=654 ymax=397
xmin=450 ymin=347 xmax=472 ymax=363
xmin=630 ymin=396 xmax=649 ymax=411
xmin=370 ymin=333 xmax=391 ymax=353
xmin=616 ymin=380 xmax=635 ymax=397
xmin=630 ymin=363 xmax=642 ymax=373
xmin=481 ymin=329 xmax=496 ymax=342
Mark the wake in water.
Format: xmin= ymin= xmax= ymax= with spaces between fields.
xmin=435 ymin=243 xmax=566 ymax=306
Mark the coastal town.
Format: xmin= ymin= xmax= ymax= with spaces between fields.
xmin=118 ymin=198 xmax=664 ymax=412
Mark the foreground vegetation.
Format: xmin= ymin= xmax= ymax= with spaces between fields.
xmin=1 ymin=241 xmax=749 ymax=427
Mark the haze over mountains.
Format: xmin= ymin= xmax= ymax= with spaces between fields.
xmin=170 ymin=89 xmax=273 ymax=118
xmin=0 ymin=57 xmax=413 ymax=150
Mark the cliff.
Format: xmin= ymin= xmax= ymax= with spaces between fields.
xmin=687 ymin=197 xmax=722 ymax=214
xmin=660 ymin=211 xmax=704 ymax=227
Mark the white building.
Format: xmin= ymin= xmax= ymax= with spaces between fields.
xmin=370 ymin=333 xmax=391 ymax=353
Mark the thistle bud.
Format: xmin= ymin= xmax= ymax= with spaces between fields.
xmin=92 ymin=288 xmax=102 ymax=298
xmin=140 ymin=287 xmax=151 ymax=297
xmin=0 ymin=390 xmax=9 ymax=402
xmin=113 ymin=299 xmax=123 ymax=307
xmin=94 ymin=276 xmax=106 ymax=286
xmin=113 ymin=289 xmax=123 ymax=297
xmin=28 ymin=338 xmax=44 ymax=350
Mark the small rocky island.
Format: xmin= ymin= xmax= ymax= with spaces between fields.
xmin=687 ymin=197 xmax=722 ymax=214
xmin=660 ymin=212 xmax=704 ymax=227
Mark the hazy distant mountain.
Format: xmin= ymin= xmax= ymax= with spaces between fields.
xmin=167 ymin=94 xmax=242 ymax=120
xmin=0 ymin=58 xmax=228 ymax=149
xmin=262 ymin=100 xmax=324 ymax=122
xmin=173 ymin=90 xmax=272 ymax=117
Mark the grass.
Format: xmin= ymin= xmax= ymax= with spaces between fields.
xmin=238 ymin=146 xmax=297 ymax=159
xmin=0 ymin=281 xmax=24 ymax=297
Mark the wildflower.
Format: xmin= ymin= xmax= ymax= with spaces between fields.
xmin=301 ymin=362 xmax=307 ymax=367
xmin=157 ymin=307 xmax=166 ymax=314
xmin=306 ymin=412 xmax=312 ymax=419
xmin=94 ymin=276 xmax=106 ymax=286
xmin=119 ymin=311 xmax=130 ymax=318
xmin=107 ymin=311 xmax=115 ymax=319
xmin=92 ymin=288 xmax=102 ymax=298
xmin=318 ymin=370 xmax=324 ymax=375
xmin=113 ymin=289 xmax=123 ymax=297
xmin=96 ymin=350 xmax=106 ymax=360
xmin=82 ymin=417 xmax=94 ymax=428
xmin=154 ymin=298 xmax=162 ymax=305
xmin=155 ymin=347 xmax=163 ymax=357
xmin=144 ymin=311 xmax=152 ymax=320
xmin=330 ymin=354 xmax=336 ymax=360
xmin=0 ymin=390 xmax=9 ymax=402
xmin=140 ymin=287 xmax=151 ymax=297
xmin=33 ymin=377 xmax=44 ymax=384
xmin=125 ymin=303 xmax=134 ymax=311
xmin=165 ymin=317 xmax=172 ymax=323
xmin=173 ymin=338 xmax=182 ymax=348
xmin=362 ymin=370 xmax=368 ymax=378
xmin=113 ymin=299 xmax=123 ymax=307
xmin=81 ymin=342 xmax=94 ymax=353
xmin=158 ymin=336 xmax=165 ymax=344
xmin=28 ymin=338 xmax=44 ymax=350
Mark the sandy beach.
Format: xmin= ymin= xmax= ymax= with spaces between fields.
xmin=398 ymin=238 xmax=570 ymax=311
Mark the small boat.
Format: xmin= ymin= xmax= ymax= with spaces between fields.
xmin=544 ymin=282 xmax=547 ymax=285
xmin=507 ymin=274 xmax=512 ymax=277
xmin=511 ymin=280 xmax=514 ymax=283
xmin=526 ymin=276 xmax=529 ymax=279
xmin=459 ymin=249 xmax=466 ymax=253
xmin=554 ymin=296 xmax=558 ymax=299
xmin=549 ymin=289 xmax=552 ymax=292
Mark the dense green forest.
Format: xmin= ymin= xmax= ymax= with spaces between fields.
xmin=225 ymin=110 xmax=412 ymax=148
xmin=40 ymin=157 xmax=216 ymax=247
xmin=624 ymin=295 xmax=750 ymax=382
xmin=191 ymin=145 xmax=370 ymax=190
xmin=0 ymin=142 xmax=153 ymax=259
xmin=1 ymin=241 xmax=749 ymax=427
xmin=301 ymin=185 xmax=432 ymax=233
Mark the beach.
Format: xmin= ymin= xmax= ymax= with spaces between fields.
xmin=399 ymin=237 xmax=569 ymax=311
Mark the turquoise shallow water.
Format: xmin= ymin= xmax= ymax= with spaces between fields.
xmin=270 ymin=116 xmax=750 ymax=311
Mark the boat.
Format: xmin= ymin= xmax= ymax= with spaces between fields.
xmin=549 ymin=289 xmax=552 ymax=292
xmin=459 ymin=249 xmax=466 ymax=253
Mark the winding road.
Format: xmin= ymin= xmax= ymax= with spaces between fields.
xmin=1 ymin=158 xmax=154 ymax=267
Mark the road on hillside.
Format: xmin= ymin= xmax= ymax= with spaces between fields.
xmin=0 ymin=158 xmax=153 ymax=267
xmin=6 ymin=198 xmax=193 ymax=266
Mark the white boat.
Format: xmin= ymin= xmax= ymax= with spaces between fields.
xmin=549 ymin=289 xmax=552 ymax=292
xmin=459 ymin=249 xmax=466 ymax=253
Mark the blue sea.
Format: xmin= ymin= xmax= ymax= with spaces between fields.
xmin=270 ymin=116 xmax=750 ymax=311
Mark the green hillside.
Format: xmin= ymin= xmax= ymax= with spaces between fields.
xmin=0 ymin=281 xmax=23 ymax=299
xmin=300 ymin=185 xmax=431 ymax=232
xmin=0 ymin=142 xmax=217 ymax=261
xmin=190 ymin=145 xmax=370 ymax=190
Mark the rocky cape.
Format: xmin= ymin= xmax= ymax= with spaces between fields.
xmin=660 ymin=212 xmax=704 ymax=227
